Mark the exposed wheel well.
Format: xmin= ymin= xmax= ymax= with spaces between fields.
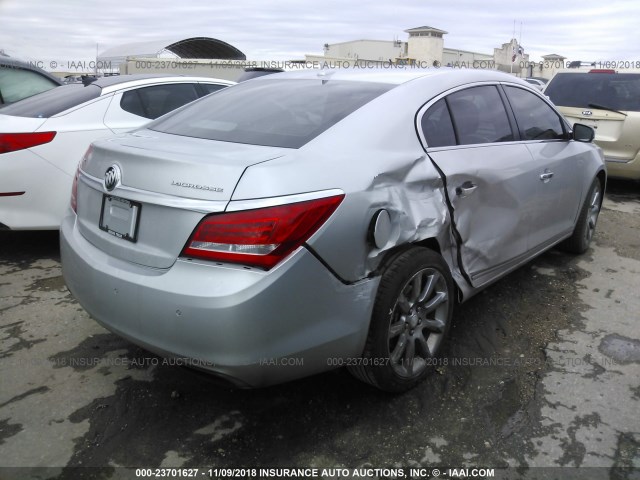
xmin=414 ymin=237 xmax=441 ymax=255
xmin=375 ymin=238 xmax=442 ymax=275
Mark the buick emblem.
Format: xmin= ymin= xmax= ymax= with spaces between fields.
xmin=104 ymin=165 xmax=121 ymax=191
xmin=582 ymin=110 xmax=593 ymax=116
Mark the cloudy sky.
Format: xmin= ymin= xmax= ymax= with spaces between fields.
xmin=1 ymin=0 xmax=639 ymax=70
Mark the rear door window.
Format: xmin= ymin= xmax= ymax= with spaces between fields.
xmin=120 ymin=83 xmax=200 ymax=120
xmin=446 ymin=86 xmax=514 ymax=145
xmin=421 ymin=98 xmax=456 ymax=147
xmin=198 ymin=83 xmax=227 ymax=96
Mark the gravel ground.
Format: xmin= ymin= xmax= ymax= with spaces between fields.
xmin=0 ymin=179 xmax=639 ymax=480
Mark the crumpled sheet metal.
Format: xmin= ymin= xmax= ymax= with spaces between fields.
xmin=361 ymin=154 xmax=474 ymax=300
xmin=365 ymin=155 xmax=447 ymax=257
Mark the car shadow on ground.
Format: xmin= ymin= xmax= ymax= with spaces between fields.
xmin=604 ymin=178 xmax=640 ymax=202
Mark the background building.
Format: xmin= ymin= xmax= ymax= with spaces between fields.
xmin=307 ymin=25 xmax=534 ymax=76
xmin=93 ymin=29 xmax=566 ymax=81
xmin=405 ymin=26 xmax=447 ymax=66
xmin=322 ymin=39 xmax=406 ymax=62
xmin=98 ymin=37 xmax=246 ymax=72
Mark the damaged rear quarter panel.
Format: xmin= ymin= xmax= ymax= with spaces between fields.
xmin=306 ymin=154 xmax=451 ymax=282
xmin=230 ymin=84 xmax=456 ymax=283
xmin=232 ymin=151 xmax=454 ymax=284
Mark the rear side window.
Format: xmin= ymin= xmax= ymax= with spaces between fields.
xmin=149 ymin=79 xmax=394 ymax=148
xmin=199 ymin=83 xmax=227 ymax=95
xmin=0 ymin=83 xmax=100 ymax=118
xmin=447 ymin=86 xmax=514 ymax=145
xmin=545 ymin=73 xmax=640 ymax=112
xmin=121 ymin=83 xmax=199 ymax=120
xmin=421 ymin=99 xmax=456 ymax=147
xmin=0 ymin=66 xmax=60 ymax=105
xmin=504 ymin=86 xmax=565 ymax=140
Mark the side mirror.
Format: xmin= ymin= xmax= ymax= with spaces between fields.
xmin=572 ymin=123 xmax=595 ymax=143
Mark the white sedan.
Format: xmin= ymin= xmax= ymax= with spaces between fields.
xmin=0 ymin=74 xmax=234 ymax=230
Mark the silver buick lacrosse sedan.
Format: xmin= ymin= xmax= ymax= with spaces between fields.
xmin=61 ymin=68 xmax=605 ymax=392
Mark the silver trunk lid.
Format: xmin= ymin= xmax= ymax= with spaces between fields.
xmin=76 ymin=129 xmax=288 ymax=268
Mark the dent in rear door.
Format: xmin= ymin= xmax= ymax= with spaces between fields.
xmin=428 ymin=144 xmax=537 ymax=287
xmin=419 ymin=85 xmax=538 ymax=288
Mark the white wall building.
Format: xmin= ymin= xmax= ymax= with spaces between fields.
xmin=405 ymin=26 xmax=447 ymax=66
xmin=323 ymin=39 xmax=406 ymax=62
xmin=442 ymin=48 xmax=494 ymax=68
xmin=308 ymin=25 xmax=546 ymax=77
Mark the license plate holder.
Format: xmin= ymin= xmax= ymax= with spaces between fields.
xmin=99 ymin=195 xmax=141 ymax=243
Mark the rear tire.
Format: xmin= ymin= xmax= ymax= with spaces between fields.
xmin=349 ymin=248 xmax=454 ymax=392
xmin=559 ymin=178 xmax=602 ymax=254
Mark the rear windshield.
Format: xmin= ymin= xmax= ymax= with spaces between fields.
xmin=0 ymin=66 xmax=60 ymax=104
xmin=545 ymin=73 xmax=640 ymax=112
xmin=0 ymin=83 xmax=101 ymax=118
xmin=149 ymin=79 xmax=394 ymax=148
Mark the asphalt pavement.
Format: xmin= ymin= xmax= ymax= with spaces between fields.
xmin=1 ymin=179 xmax=639 ymax=480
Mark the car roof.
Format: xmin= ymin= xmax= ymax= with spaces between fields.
xmin=248 ymin=67 xmax=530 ymax=86
xmin=0 ymin=74 xmax=235 ymax=119
xmin=93 ymin=74 xmax=235 ymax=94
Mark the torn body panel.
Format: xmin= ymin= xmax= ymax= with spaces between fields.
xmin=309 ymin=153 xmax=453 ymax=283
xmin=360 ymin=155 xmax=450 ymax=273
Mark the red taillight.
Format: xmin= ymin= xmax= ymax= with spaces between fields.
xmin=182 ymin=194 xmax=345 ymax=269
xmin=588 ymin=69 xmax=616 ymax=74
xmin=0 ymin=132 xmax=57 ymax=154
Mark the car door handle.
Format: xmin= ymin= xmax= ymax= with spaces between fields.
xmin=540 ymin=171 xmax=554 ymax=182
xmin=455 ymin=181 xmax=477 ymax=198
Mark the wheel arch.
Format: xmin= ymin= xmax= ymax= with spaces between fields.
xmin=371 ymin=237 xmax=464 ymax=303
xmin=596 ymin=169 xmax=607 ymax=204
xmin=351 ymin=244 xmax=456 ymax=392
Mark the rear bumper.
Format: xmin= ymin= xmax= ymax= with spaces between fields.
xmin=60 ymin=211 xmax=378 ymax=387
xmin=605 ymin=152 xmax=640 ymax=180
xmin=0 ymin=149 xmax=71 ymax=229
